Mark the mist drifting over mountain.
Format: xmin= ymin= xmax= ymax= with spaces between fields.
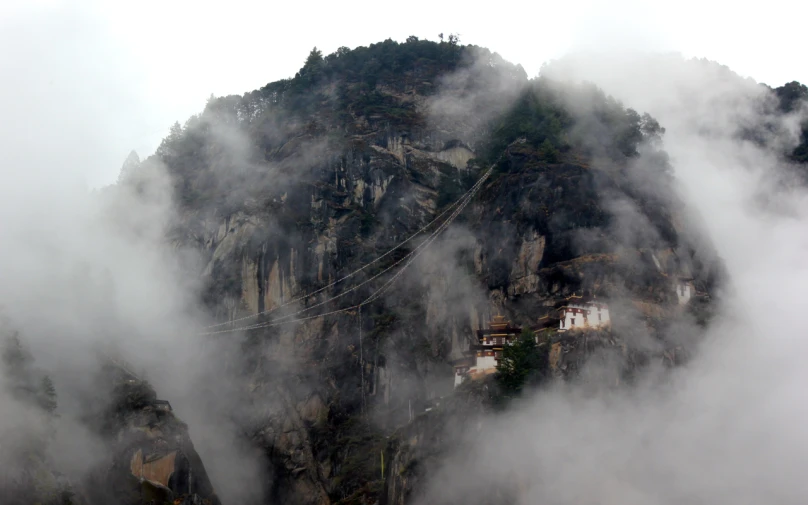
xmin=2 ymin=5 xmax=808 ymax=504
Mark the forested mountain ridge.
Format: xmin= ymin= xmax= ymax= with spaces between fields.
xmin=772 ymin=80 xmax=808 ymax=162
xmin=0 ymin=317 xmax=222 ymax=505
xmin=117 ymin=37 xmax=734 ymax=505
xmin=8 ymin=36 xmax=808 ymax=505
xmin=118 ymin=37 xmax=732 ymax=504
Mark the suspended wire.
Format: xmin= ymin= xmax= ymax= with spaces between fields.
xmin=203 ymin=164 xmax=490 ymax=329
xmin=261 ymin=166 xmax=490 ymax=323
xmin=199 ymin=165 xmax=493 ymax=335
xmin=358 ymin=167 xmax=492 ymax=307
xmin=199 ymin=235 xmax=432 ymax=335
xmin=198 ymin=164 xmax=495 ymax=335
xmin=204 ymin=164 xmax=492 ymax=329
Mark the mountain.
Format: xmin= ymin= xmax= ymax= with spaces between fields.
xmin=0 ymin=320 xmax=221 ymax=505
xmin=32 ymin=37 xmax=807 ymax=504
xmin=114 ymin=37 xmax=735 ymax=505
xmin=77 ymin=358 xmax=222 ymax=505
xmin=772 ymin=80 xmax=808 ymax=163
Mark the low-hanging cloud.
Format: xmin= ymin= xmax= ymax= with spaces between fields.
xmin=405 ymin=52 xmax=808 ymax=505
xmin=0 ymin=11 xmax=287 ymax=501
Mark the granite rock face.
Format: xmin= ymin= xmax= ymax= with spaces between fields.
xmin=144 ymin=41 xmax=725 ymax=505
xmin=79 ymin=363 xmax=222 ymax=505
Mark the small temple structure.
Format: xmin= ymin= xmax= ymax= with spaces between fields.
xmin=555 ymin=295 xmax=610 ymax=331
xmin=553 ymin=294 xmax=610 ymax=332
xmin=535 ymin=314 xmax=561 ymax=336
xmin=675 ymin=277 xmax=694 ymax=305
xmin=451 ymin=300 xmax=613 ymax=388
xmin=452 ymin=315 xmax=522 ymax=387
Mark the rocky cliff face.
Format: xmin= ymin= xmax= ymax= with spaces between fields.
xmin=79 ymin=361 xmax=221 ymax=505
xmin=0 ymin=327 xmax=221 ymax=505
xmin=128 ymin=39 xmax=726 ymax=504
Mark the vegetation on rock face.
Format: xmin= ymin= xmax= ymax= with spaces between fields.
xmin=147 ymin=36 xmax=528 ymax=214
xmin=495 ymin=328 xmax=549 ymax=398
xmin=113 ymin=36 xmax=743 ymax=505
xmin=773 ymin=81 xmax=808 ymax=163
xmin=135 ymin=34 xmax=681 ymax=245
xmin=0 ymin=318 xmax=77 ymax=505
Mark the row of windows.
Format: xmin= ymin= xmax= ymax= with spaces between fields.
xmin=475 ymin=351 xmax=503 ymax=358
xmin=483 ymin=337 xmax=510 ymax=345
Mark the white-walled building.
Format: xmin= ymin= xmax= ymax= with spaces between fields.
xmin=471 ymin=352 xmax=498 ymax=375
xmin=557 ymin=297 xmax=610 ymax=332
xmin=452 ymin=315 xmax=522 ymax=387
xmin=452 ymin=357 xmax=474 ymax=387
xmin=675 ymin=280 xmax=693 ymax=305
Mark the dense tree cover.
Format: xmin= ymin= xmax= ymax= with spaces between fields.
xmin=495 ymin=328 xmax=549 ymax=397
xmin=149 ymin=36 xmax=669 ymax=215
xmin=286 ymin=35 xmax=468 ymax=95
xmin=139 ymin=36 xmax=808 ymax=222
xmin=774 ymin=81 xmax=808 ymax=114
xmin=146 ymin=36 xmax=530 ymax=212
xmin=773 ymin=81 xmax=808 ymax=163
xmin=1 ymin=324 xmax=57 ymax=413
xmin=1 ymin=318 xmax=72 ymax=505
xmin=248 ymin=35 xmax=489 ymax=119
xmin=116 ymin=150 xmax=141 ymax=185
xmin=479 ymin=79 xmax=669 ymax=169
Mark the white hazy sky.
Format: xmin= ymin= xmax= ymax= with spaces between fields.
xmin=1 ymin=0 xmax=806 ymax=187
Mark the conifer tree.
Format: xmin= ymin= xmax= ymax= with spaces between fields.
xmin=496 ymin=328 xmax=548 ymax=395
xmin=116 ymin=150 xmax=141 ymax=184
xmin=38 ymin=375 xmax=57 ymax=414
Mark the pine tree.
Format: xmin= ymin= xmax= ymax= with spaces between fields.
xmin=2 ymin=331 xmax=31 ymax=370
xmin=2 ymin=328 xmax=37 ymax=401
xmin=304 ymin=47 xmax=324 ymax=68
xmin=38 ymin=375 xmax=57 ymax=414
xmin=496 ymin=328 xmax=548 ymax=395
xmin=538 ymin=138 xmax=560 ymax=162
xmin=156 ymin=121 xmax=183 ymax=158
xmin=116 ymin=150 xmax=141 ymax=184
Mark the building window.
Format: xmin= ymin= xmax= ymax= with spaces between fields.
xmin=571 ymin=318 xmax=575 ymax=326
xmin=598 ymin=314 xmax=602 ymax=322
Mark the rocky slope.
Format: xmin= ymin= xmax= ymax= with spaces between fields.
xmin=121 ymin=38 xmax=733 ymax=504
xmin=77 ymin=359 xmax=221 ymax=505
xmin=0 ymin=322 xmax=221 ymax=505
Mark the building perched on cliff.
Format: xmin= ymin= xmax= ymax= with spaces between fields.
xmin=675 ymin=278 xmax=694 ymax=305
xmin=534 ymin=314 xmax=561 ymax=337
xmin=453 ymin=315 xmax=522 ymax=387
xmin=555 ymin=295 xmax=610 ymax=332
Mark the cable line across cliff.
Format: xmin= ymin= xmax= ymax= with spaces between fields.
xmin=202 ymin=164 xmax=490 ymax=330
xmin=198 ymin=164 xmax=494 ymax=335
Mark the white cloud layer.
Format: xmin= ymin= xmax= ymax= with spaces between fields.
xmin=3 ymin=0 xmax=806 ymax=186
